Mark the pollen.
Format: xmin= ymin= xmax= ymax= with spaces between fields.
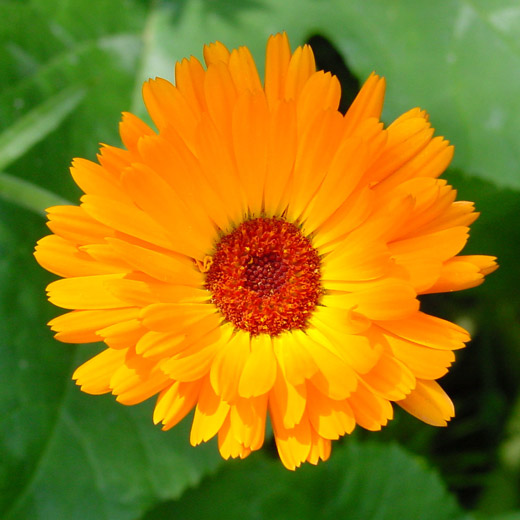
xmin=205 ymin=217 xmax=322 ymax=335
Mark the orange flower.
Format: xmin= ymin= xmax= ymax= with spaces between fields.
xmin=35 ymin=33 xmax=497 ymax=469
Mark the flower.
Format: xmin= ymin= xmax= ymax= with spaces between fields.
xmin=34 ymin=32 xmax=497 ymax=470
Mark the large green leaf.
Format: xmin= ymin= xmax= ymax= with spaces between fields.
xmin=0 ymin=85 xmax=86 ymax=172
xmin=0 ymin=0 xmax=517 ymax=518
xmin=143 ymin=441 xmax=472 ymax=520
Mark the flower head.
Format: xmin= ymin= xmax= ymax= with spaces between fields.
xmin=35 ymin=33 xmax=497 ymax=469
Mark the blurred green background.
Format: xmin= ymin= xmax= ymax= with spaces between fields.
xmin=1 ymin=0 xmax=519 ymax=518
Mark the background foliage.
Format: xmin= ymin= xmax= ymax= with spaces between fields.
xmin=1 ymin=0 xmax=519 ymax=518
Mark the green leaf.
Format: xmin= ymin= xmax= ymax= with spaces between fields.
xmin=143 ymin=441 xmax=471 ymax=520
xmin=0 ymin=172 xmax=70 ymax=215
xmin=484 ymin=514 xmax=520 ymax=520
xmin=0 ymin=85 xmax=86 ymax=172
xmin=0 ymin=0 xmax=516 ymax=518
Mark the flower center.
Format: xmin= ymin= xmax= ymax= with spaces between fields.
xmin=205 ymin=217 xmax=322 ymax=336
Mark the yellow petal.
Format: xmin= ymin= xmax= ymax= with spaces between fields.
xmin=73 ymin=348 xmax=126 ymax=395
xmin=396 ymin=379 xmax=454 ymax=426
xmin=424 ymin=255 xmax=498 ymax=294
xmin=324 ymin=279 xmax=419 ymax=321
xmin=141 ymin=302 xmax=219 ymax=333
xmin=306 ymin=321 xmax=380 ymax=375
xmin=228 ymin=395 xmax=267 ymax=451
xmin=361 ymin=349 xmax=416 ymax=401
xmin=210 ymin=331 xmax=250 ymax=403
xmin=272 ymin=331 xmax=318 ymax=386
xmin=190 ymin=376 xmax=230 ymax=445
xmin=306 ymin=383 xmax=355 ymax=440
xmin=49 ymin=308 xmax=139 ymax=343
xmin=299 ymin=331 xmax=358 ymax=400
xmin=347 ymin=379 xmax=393 ymax=431
xmin=379 ymin=312 xmax=469 ymax=350
xmin=238 ymin=334 xmax=277 ymax=398
xmin=47 ymin=274 xmax=127 ymax=309
xmin=154 ymin=380 xmax=202 ymax=430
xmin=112 ymin=363 xmax=170 ymax=406
xmin=217 ymin=415 xmax=252 ymax=460
xmin=269 ymin=370 xmax=307 ymax=429
xmin=97 ymin=319 xmax=146 ymax=350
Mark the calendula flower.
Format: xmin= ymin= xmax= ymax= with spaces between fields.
xmin=35 ymin=33 xmax=496 ymax=470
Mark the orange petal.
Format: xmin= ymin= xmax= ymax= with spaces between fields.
xmin=69 ymin=158 xmax=129 ymax=202
xmin=284 ymin=44 xmax=316 ymax=102
xmin=46 ymin=205 xmax=114 ymax=245
xmin=120 ymin=163 xmax=214 ymax=258
xmin=263 ymin=100 xmax=298 ymax=215
xmin=203 ymin=40 xmax=231 ymax=66
xmin=35 ymin=235 xmax=129 ymax=278
xmin=142 ymin=78 xmax=198 ymax=147
xmin=81 ymin=195 xmax=173 ymax=250
xmin=119 ymin=111 xmax=156 ymax=153
xmin=228 ymin=46 xmax=263 ymax=94
xmin=107 ymin=237 xmax=203 ymax=286
xmin=343 ymin=72 xmax=386 ymax=136
xmin=232 ymin=91 xmax=269 ymax=216
xmin=264 ymin=32 xmax=291 ymax=107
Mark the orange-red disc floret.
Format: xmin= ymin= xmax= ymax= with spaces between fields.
xmin=206 ymin=217 xmax=322 ymax=335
